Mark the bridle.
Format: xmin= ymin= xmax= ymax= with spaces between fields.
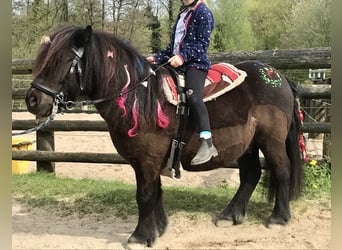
xmin=30 ymin=46 xmax=107 ymax=112
xmin=13 ymin=46 xmax=106 ymax=136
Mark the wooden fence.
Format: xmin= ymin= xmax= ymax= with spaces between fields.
xmin=12 ymin=47 xmax=331 ymax=172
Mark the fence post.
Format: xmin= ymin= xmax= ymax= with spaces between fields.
xmin=323 ymin=102 xmax=331 ymax=158
xmin=36 ymin=117 xmax=55 ymax=172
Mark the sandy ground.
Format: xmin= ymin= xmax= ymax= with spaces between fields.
xmin=12 ymin=112 xmax=331 ymax=249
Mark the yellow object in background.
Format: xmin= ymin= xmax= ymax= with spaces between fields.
xmin=12 ymin=138 xmax=33 ymax=174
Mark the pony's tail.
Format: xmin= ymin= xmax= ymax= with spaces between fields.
xmin=285 ymin=78 xmax=304 ymax=200
xmin=264 ymin=78 xmax=304 ymax=201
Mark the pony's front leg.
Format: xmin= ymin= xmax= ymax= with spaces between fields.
xmin=128 ymin=164 xmax=168 ymax=247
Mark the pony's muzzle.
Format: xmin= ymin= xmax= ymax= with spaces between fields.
xmin=25 ymin=88 xmax=54 ymax=117
xmin=25 ymin=88 xmax=40 ymax=112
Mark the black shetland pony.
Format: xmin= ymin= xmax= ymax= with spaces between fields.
xmin=26 ymin=25 xmax=303 ymax=247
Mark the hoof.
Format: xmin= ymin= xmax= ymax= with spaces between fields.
xmin=215 ymin=218 xmax=234 ymax=228
xmin=127 ymin=233 xmax=155 ymax=248
xmin=126 ymin=242 xmax=149 ymax=250
xmin=266 ymin=223 xmax=286 ymax=230
xmin=217 ymin=210 xmax=246 ymax=226
xmin=267 ymin=215 xmax=289 ymax=227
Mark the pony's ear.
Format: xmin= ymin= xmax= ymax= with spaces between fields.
xmin=75 ymin=25 xmax=92 ymax=47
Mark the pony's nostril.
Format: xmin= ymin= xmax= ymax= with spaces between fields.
xmin=29 ymin=95 xmax=38 ymax=107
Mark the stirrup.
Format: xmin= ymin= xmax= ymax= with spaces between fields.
xmin=161 ymin=167 xmax=180 ymax=180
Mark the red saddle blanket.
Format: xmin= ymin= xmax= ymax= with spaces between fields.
xmin=163 ymin=63 xmax=247 ymax=105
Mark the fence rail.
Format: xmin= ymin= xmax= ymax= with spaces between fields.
xmin=12 ymin=84 xmax=332 ymax=100
xmin=12 ymin=47 xmax=331 ymax=75
xmin=12 ymin=119 xmax=331 ymax=134
xmin=12 ymin=48 xmax=332 ymax=171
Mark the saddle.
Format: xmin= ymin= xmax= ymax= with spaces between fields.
xmin=162 ymin=63 xmax=247 ymax=106
xmin=161 ymin=63 xmax=247 ymax=179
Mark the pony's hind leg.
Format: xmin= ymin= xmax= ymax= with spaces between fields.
xmin=217 ymin=143 xmax=261 ymax=226
xmin=127 ymin=165 xmax=168 ymax=247
xmin=261 ymin=138 xmax=291 ymax=225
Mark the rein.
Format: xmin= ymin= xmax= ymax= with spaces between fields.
xmin=12 ymin=98 xmax=59 ymax=136
xmin=119 ymin=61 xmax=170 ymax=97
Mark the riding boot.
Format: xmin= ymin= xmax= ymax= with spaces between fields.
xmin=191 ymin=138 xmax=218 ymax=165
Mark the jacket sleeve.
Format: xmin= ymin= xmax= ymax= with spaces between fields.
xmin=154 ymin=43 xmax=173 ymax=64
xmin=179 ymin=9 xmax=214 ymax=63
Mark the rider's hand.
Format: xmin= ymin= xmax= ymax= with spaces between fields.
xmin=146 ymin=56 xmax=155 ymax=63
xmin=168 ymin=55 xmax=184 ymax=68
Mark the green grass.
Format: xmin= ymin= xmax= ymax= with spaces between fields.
xmin=12 ymin=162 xmax=331 ymax=221
xmin=302 ymin=158 xmax=331 ymax=206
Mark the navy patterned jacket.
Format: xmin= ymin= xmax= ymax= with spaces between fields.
xmin=153 ymin=2 xmax=214 ymax=71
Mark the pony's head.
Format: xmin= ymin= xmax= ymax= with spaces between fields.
xmin=26 ymin=25 xmax=93 ymax=117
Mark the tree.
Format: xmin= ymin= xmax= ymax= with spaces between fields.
xmin=82 ymin=0 xmax=101 ymax=27
xmin=279 ymin=0 xmax=331 ymax=49
xmin=167 ymin=0 xmax=174 ymax=37
xmin=145 ymin=4 xmax=161 ymax=53
xmin=210 ymin=0 xmax=256 ymax=52
xmin=61 ymin=0 xmax=69 ymax=22
xmin=247 ymin=0 xmax=295 ymax=50
xmin=12 ymin=0 xmax=51 ymax=58
xmin=12 ymin=0 xmax=331 ymax=59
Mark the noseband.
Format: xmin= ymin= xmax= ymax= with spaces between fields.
xmin=31 ymin=80 xmax=71 ymax=110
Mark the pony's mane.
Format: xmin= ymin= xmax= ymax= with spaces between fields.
xmin=34 ymin=26 xmax=85 ymax=84
xmin=34 ymin=25 xmax=170 ymax=136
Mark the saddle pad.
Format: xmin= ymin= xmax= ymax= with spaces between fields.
xmin=203 ymin=63 xmax=247 ymax=102
xmin=163 ymin=63 xmax=247 ymax=105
